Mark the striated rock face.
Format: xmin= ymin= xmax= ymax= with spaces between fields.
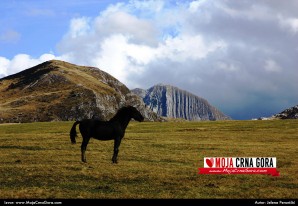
xmin=132 ymin=84 xmax=231 ymax=121
xmin=0 ymin=60 xmax=161 ymax=123
xmin=272 ymin=105 xmax=298 ymax=119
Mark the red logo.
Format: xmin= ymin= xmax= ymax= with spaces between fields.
xmin=206 ymin=158 xmax=214 ymax=167
xmin=199 ymin=157 xmax=279 ymax=176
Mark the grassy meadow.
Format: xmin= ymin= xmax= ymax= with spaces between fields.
xmin=0 ymin=120 xmax=297 ymax=199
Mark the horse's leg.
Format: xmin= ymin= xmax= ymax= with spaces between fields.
xmin=112 ymin=137 xmax=121 ymax=164
xmin=81 ymin=136 xmax=90 ymax=163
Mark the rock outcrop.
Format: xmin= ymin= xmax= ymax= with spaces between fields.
xmin=272 ymin=105 xmax=298 ymax=119
xmin=132 ymin=84 xmax=231 ymax=121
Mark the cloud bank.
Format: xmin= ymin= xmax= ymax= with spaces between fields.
xmin=1 ymin=0 xmax=298 ymax=119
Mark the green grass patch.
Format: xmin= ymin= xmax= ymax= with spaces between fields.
xmin=0 ymin=120 xmax=297 ymax=198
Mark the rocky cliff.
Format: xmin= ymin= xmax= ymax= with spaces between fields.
xmin=131 ymin=84 xmax=231 ymax=121
xmin=0 ymin=60 xmax=161 ymax=123
xmin=272 ymin=105 xmax=298 ymax=119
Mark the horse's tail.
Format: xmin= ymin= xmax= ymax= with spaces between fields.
xmin=70 ymin=121 xmax=80 ymax=144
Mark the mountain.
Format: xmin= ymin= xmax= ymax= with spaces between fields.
xmin=0 ymin=60 xmax=161 ymax=123
xmin=272 ymin=105 xmax=298 ymax=119
xmin=131 ymin=84 xmax=231 ymax=121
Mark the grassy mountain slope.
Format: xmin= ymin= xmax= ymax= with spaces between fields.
xmin=0 ymin=60 xmax=159 ymax=123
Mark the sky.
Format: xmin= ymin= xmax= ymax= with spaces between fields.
xmin=0 ymin=0 xmax=297 ymax=120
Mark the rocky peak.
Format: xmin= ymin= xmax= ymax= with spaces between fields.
xmin=273 ymin=105 xmax=298 ymax=119
xmin=132 ymin=84 xmax=231 ymax=121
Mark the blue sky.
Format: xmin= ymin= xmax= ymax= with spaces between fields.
xmin=1 ymin=0 xmax=118 ymax=58
xmin=1 ymin=0 xmax=298 ymax=120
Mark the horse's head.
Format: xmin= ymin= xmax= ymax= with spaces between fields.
xmin=128 ymin=106 xmax=144 ymax=122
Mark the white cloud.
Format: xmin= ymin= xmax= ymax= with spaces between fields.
xmin=91 ymin=34 xmax=139 ymax=82
xmin=1 ymin=0 xmax=298 ymax=119
xmin=55 ymin=1 xmax=227 ymax=85
xmin=216 ymin=61 xmax=240 ymax=72
xmin=189 ymin=0 xmax=204 ymax=13
xmin=93 ymin=8 xmax=158 ymax=45
xmin=218 ymin=2 xmax=272 ymax=21
xmin=156 ymin=35 xmax=226 ymax=62
xmin=264 ymin=59 xmax=282 ymax=72
xmin=0 ymin=57 xmax=10 ymax=77
xmin=288 ymin=18 xmax=298 ymax=33
xmin=68 ymin=17 xmax=91 ymax=38
xmin=279 ymin=16 xmax=298 ymax=34
xmin=0 ymin=53 xmax=56 ymax=78
xmin=129 ymin=0 xmax=164 ymax=13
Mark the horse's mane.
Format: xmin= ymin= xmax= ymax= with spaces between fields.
xmin=110 ymin=106 xmax=131 ymax=121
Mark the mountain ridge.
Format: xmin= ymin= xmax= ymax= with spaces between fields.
xmin=131 ymin=84 xmax=231 ymax=121
xmin=0 ymin=60 xmax=161 ymax=123
xmin=272 ymin=105 xmax=298 ymax=119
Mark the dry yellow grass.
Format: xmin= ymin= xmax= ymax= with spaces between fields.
xmin=0 ymin=120 xmax=297 ymax=199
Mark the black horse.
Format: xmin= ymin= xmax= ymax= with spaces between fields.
xmin=70 ymin=106 xmax=144 ymax=163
